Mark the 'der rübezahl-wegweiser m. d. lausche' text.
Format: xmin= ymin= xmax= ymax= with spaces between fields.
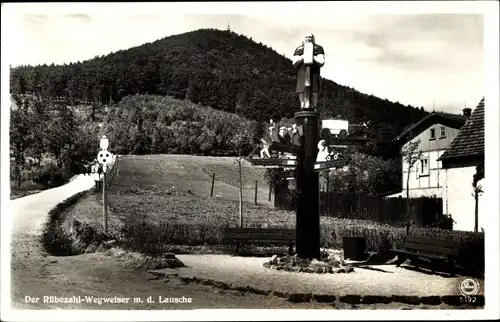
xmin=25 ymin=295 xmax=193 ymax=305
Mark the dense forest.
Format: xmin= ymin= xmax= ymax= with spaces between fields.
xmin=104 ymin=95 xmax=261 ymax=156
xmin=10 ymin=28 xmax=428 ymax=148
xmin=10 ymin=94 xmax=101 ymax=189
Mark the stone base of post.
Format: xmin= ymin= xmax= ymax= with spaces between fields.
xmin=294 ymin=109 xmax=321 ymax=259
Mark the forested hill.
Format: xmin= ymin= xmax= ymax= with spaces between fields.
xmin=10 ymin=28 xmax=427 ymax=143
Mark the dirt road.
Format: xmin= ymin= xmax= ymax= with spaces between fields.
xmin=6 ymin=175 xmax=327 ymax=311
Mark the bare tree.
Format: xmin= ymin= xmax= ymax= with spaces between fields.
xmin=472 ymin=161 xmax=484 ymax=232
xmin=401 ymin=139 xmax=423 ymax=199
xmin=234 ymin=153 xmax=244 ymax=228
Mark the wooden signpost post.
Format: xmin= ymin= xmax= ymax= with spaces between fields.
xmin=246 ymin=32 xmax=363 ymax=260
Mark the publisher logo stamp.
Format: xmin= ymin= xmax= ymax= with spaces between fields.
xmin=459 ymin=278 xmax=480 ymax=296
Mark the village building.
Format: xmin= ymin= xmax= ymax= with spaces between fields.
xmin=438 ymin=98 xmax=485 ymax=232
xmin=389 ymin=110 xmax=468 ymax=198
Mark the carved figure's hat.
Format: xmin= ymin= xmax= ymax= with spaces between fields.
xmin=305 ymin=32 xmax=315 ymax=44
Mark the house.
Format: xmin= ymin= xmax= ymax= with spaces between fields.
xmin=438 ymin=98 xmax=485 ymax=232
xmin=389 ymin=110 xmax=468 ymax=198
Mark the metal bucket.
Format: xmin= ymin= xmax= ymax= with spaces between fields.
xmin=342 ymin=236 xmax=366 ymax=261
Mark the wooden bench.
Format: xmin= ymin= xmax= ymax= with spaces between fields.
xmin=222 ymin=228 xmax=296 ymax=255
xmin=391 ymin=235 xmax=460 ymax=275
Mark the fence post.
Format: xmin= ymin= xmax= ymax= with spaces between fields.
xmin=254 ymin=180 xmax=258 ymax=205
xmin=406 ymin=222 xmax=410 ymax=236
xmin=210 ymin=173 xmax=215 ymax=197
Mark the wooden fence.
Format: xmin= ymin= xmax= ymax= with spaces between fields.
xmin=320 ymin=192 xmax=442 ymax=227
xmin=275 ymin=189 xmax=443 ymax=227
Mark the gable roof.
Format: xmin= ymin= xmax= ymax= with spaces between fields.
xmin=438 ymin=98 xmax=485 ymax=161
xmin=393 ymin=112 xmax=467 ymax=142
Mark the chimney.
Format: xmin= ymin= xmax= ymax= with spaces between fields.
xmin=463 ymin=108 xmax=472 ymax=117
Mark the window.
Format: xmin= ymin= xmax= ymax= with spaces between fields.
xmin=420 ymin=158 xmax=429 ymax=176
xmin=429 ymin=128 xmax=436 ymax=140
xmin=440 ymin=126 xmax=446 ymax=138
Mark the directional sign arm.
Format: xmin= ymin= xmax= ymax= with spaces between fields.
xmin=269 ymin=142 xmax=302 ymax=156
xmin=313 ymin=158 xmax=350 ymax=172
xmin=247 ymin=158 xmax=298 ymax=168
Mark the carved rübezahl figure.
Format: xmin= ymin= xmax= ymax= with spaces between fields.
xmin=260 ymin=139 xmax=271 ymax=158
xmin=316 ymin=139 xmax=329 ymax=162
xmin=292 ymin=33 xmax=325 ymax=109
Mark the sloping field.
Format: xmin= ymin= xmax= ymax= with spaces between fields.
xmin=110 ymin=154 xmax=272 ymax=206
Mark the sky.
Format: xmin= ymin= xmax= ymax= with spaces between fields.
xmin=1 ymin=2 xmax=493 ymax=114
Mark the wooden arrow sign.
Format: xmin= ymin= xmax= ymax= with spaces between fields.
xmin=313 ymin=158 xmax=350 ymax=172
xmin=269 ymin=142 xmax=302 ymax=156
xmin=326 ymin=136 xmax=369 ymax=146
xmin=247 ymin=158 xmax=298 ymax=168
xmin=278 ymin=169 xmax=296 ymax=178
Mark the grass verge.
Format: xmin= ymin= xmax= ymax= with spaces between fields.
xmin=10 ymin=181 xmax=48 ymax=200
xmin=40 ymin=187 xmax=114 ymax=256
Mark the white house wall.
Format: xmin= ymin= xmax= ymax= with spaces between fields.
xmin=402 ymin=123 xmax=462 ymax=153
xmin=402 ymin=150 xmax=445 ymax=198
xmin=400 ymin=123 xmax=462 ymax=199
xmin=443 ymin=166 xmax=485 ymax=232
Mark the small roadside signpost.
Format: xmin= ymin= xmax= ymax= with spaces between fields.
xmin=97 ymin=135 xmax=113 ymax=234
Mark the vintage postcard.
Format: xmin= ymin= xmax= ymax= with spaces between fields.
xmin=1 ymin=2 xmax=499 ymax=321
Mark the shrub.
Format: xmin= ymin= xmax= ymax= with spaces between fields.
xmin=73 ymin=222 xmax=108 ymax=246
xmin=429 ymin=213 xmax=454 ymax=230
xmin=118 ymin=218 xmax=224 ymax=256
xmin=41 ymin=221 xmax=77 ymax=256
xmin=27 ymin=162 xmax=69 ymax=187
xmin=41 ymin=190 xmax=91 ymax=255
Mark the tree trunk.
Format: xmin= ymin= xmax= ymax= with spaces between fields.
xmin=17 ymin=165 xmax=22 ymax=188
xmin=238 ymin=158 xmax=243 ymax=228
xmin=474 ymin=191 xmax=479 ymax=232
xmin=326 ymin=173 xmax=330 ymax=215
xmin=406 ymin=167 xmax=410 ymax=216
xmin=406 ymin=168 xmax=410 ymax=199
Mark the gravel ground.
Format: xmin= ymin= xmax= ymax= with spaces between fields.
xmin=151 ymin=254 xmax=484 ymax=297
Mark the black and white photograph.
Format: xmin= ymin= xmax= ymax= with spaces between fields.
xmin=1 ymin=2 xmax=499 ymax=321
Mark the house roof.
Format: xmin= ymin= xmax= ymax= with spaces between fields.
xmin=393 ymin=112 xmax=467 ymax=142
xmin=438 ymin=98 xmax=485 ymax=161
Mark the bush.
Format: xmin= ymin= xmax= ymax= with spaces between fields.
xmin=27 ymin=162 xmax=69 ymax=187
xmin=430 ymin=213 xmax=454 ymax=230
xmin=41 ymin=190 xmax=91 ymax=255
xmin=41 ymin=221 xmax=77 ymax=256
xmin=119 ymin=218 xmax=223 ymax=256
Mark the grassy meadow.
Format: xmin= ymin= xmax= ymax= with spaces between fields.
xmin=110 ymin=154 xmax=273 ymax=205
